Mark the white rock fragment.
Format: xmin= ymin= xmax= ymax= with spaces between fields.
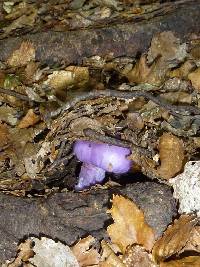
xmin=30 ymin=237 xmax=79 ymax=267
xmin=170 ymin=161 xmax=200 ymax=216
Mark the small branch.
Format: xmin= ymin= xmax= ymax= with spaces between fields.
xmin=50 ymin=89 xmax=200 ymax=118
xmin=0 ymin=87 xmax=30 ymax=102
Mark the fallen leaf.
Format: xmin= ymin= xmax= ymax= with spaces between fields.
xmin=157 ymin=133 xmax=185 ymax=179
xmin=180 ymin=226 xmax=200 ymax=253
xmin=126 ymin=55 xmax=170 ymax=86
xmin=100 ymin=240 xmax=125 ymax=267
xmin=107 ymin=195 xmax=155 ymax=253
xmin=168 ymin=60 xmax=195 ymax=78
xmin=18 ymin=109 xmax=40 ymax=128
xmin=126 ymin=55 xmax=151 ymax=84
xmin=159 ymin=92 xmax=192 ymax=105
xmin=160 ymin=256 xmax=200 ymax=267
xmin=3 ymin=2 xmax=37 ymax=37
xmin=147 ymin=31 xmax=187 ymax=65
xmin=127 ymin=112 xmax=144 ymax=131
xmin=7 ymin=239 xmax=34 ymax=267
xmin=45 ymin=66 xmax=89 ymax=92
xmin=69 ymin=117 xmax=102 ymax=137
xmin=0 ymin=122 xmax=10 ymax=148
xmin=122 ymin=245 xmax=155 ymax=267
xmin=7 ymin=41 xmax=35 ymax=67
xmin=152 ymin=215 xmax=197 ymax=263
xmin=188 ymin=226 xmax=200 ymax=252
xmin=72 ymin=235 xmax=100 ymax=266
xmin=30 ymin=237 xmax=79 ymax=267
xmin=127 ymin=31 xmax=187 ymax=86
xmin=188 ymin=68 xmax=200 ymax=92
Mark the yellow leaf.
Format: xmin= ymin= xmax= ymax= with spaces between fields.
xmin=160 ymin=256 xmax=200 ymax=267
xmin=100 ymin=240 xmax=125 ymax=267
xmin=107 ymin=195 xmax=155 ymax=253
xmin=152 ymin=215 xmax=197 ymax=263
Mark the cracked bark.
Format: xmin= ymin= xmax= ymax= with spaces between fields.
xmin=0 ymin=182 xmax=176 ymax=264
xmin=0 ymin=1 xmax=199 ymax=66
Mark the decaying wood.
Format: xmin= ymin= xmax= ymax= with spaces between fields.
xmin=0 ymin=1 xmax=199 ymax=66
xmin=0 ymin=182 xmax=176 ymax=264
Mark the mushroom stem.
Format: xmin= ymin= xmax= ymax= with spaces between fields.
xmin=75 ymin=163 xmax=105 ymax=191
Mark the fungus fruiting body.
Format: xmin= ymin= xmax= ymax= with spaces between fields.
xmin=73 ymin=140 xmax=132 ymax=190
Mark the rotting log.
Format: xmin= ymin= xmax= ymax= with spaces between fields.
xmin=0 ymin=1 xmax=199 ymax=66
xmin=0 ymin=182 xmax=176 ymax=264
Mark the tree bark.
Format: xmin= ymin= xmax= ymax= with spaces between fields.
xmin=0 ymin=182 xmax=176 ymax=264
xmin=0 ymin=1 xmax=199 ymax=66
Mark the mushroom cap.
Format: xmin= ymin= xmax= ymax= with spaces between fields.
xmin=73 ymin=140 xmax=132 ymax=173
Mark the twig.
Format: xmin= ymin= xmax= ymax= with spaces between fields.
xmin=50 ymin=89 xmax=200 ymax=118
xmin=0 ymin=87 xmax=30 ymax=102
xmin=83 ymin=128 xmax=151 ymax=157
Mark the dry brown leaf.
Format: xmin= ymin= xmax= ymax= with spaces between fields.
xmin=127 ymin=31 xmax=187 ymax=86
xmin=159 ymin=92 xmax=192 ymax=105
xmin=69 ymin=117 xmax=102 ymax=137
xmin=126 ymin=55 xmax=169 ymax=86
xmin=160 ymin=256 xmax=200 ymax=267
xmin=127 ymin=112 xmax=144 ymax=131
xmin=45 ymin=66 xmax=89 ymax=92
xmin=157 ymin=133 xmax=185 ymax=179
xmin=152 ymin=215 xmax=197 ymax=263
xmin=72 ymin=235 xmax=100 ymax=266
xmin=147 ymin=31 xmax=187 ymax=64
xmin=188 ymin=68 xmax=200 ymax=92
xmin=7 ymin=239 xmax=33 ymax=267
xmin=3 ymin=2 xmax=37 ymax=36
xmin=18 ymin=109 xmax=40 ymax=128
xmin=168 ymin=60 xmax=195 ymax=78
xmin=7 ymin=41 xmax=35 ymax=67
xmin=183 ymin=226 xmax=200 ymax=253
xmin=100 ymin=240 xmax=126 ymax=267
xmin=122 ymin=245 xmax=155 ymax=267
xmin=23 ymin=61 xmax=39 ymax=84
xmin=126 ymin=55 xmax=151 ymax=84
xmin=107 ymin=195 xmax=155 ymax=253
xmin=0 ymin=122 xmax=10 ymax=148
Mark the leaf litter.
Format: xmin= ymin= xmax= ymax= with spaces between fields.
xmin=5 ymin=196 xmax=200 ymax=267
xmin=0 ymin=1 xmax=200 ymax=265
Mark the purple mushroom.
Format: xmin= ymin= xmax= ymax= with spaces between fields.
xmin=73 ymin=140 xmax=132 ymax=190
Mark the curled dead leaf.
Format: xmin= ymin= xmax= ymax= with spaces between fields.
xmin=157 ymin=133 xmax=185 ymax=179
xmin=107 ymin=195 xmax=155 ymax=253
xmin=18 ymin=109 xmax=40 ymax=128
xmin=72 ymin=236 xmax=100 ymax=267
xmin=152 ymin=215 xmax=197 ymax=263
xmin=100 ymin=240 xmax=125 ymax=267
